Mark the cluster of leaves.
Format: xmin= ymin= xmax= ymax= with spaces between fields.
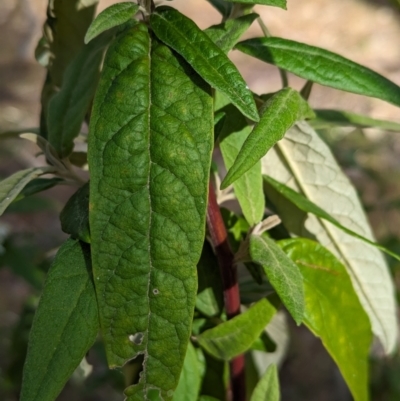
xmin=1 ymin=0 xmax=400 ymax=400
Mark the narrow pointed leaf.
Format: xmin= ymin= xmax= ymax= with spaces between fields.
xmin=264 ymin=174 xmax=400 ymax=262
xmin=197 ymin=298 xmax=276 ymax=360
xmin=151 ymin=6 xmax=259 ymax=122
xmin=225 ymin=0 xmax=286 ymax=8
xmin=216 ymin=93 xmax=265 ymax=225
xmin=88 ymin=23 xmax=213 ymax=400
xmin=205 ymin=13 xmax=259 ymax=53
xmin=0 ymin=167 xmax=55 ymax=216
xmin=249 ymin=235 xmax=304 ymax=324
xmin=206 ymin=0 xmax=233 ymax=19
xmin=172 ymin=342 xmax=202 ymax=401
xmin=20 ymin=239 xmax=98 ymax=401
xmin=196 ymin=242 xmax=224 ymax=317
xmin=311 ymin=109 xmax=400 ymax=131
xmin=251 ymin=364 xmax=280 ymax=401
xmin=280 ymin=238 xmax=372 ymax=401
xmin=236 ymin=37 xmax=400 ymax=107
xmin=84 ymin=2 xmax=139 ymax=44
xmin=262 ymin=121 xmax=398 ymax=353
xmin=13 ymin=178 xmax=63 ymax=203
xmin=38 ymin=0 xmax=98 ymax=138
xmin=221 ymin=88 xmax=314 ymax=189
xmin=60 ymin=183 xmax=90 ymax=243
xmin=48 ymin=32 xmax=114 ymax=157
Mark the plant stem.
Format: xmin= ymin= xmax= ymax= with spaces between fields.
xmin=206 ymin=181 xmax=246 ymax=401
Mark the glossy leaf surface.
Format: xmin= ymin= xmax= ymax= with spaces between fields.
xmin=236 ymin=37 xmax=400 ymax=107
xmin=205 ymin=13 xmax=259 ymax=53
xmin=250 ymin=364 xmax=280 ymax=401
xmin=88 ymin=23 xmax=213 ymax=399
xmin=281 ymin=238 xmax=372 ymax=401
xmin=84 ymin=2 xmax=138 ymax=44
xmin=249 ymin=235 xmax=304 ymax=324
xmin=261 ymin=121 xmax=397 ymax=353
xmin=221 ymin=88 xmax=314 ymax=189
xmin=197 ymin=298 xmax=276 ymax=360
xmin=0 ymin=167 xmax=55 ymax=216
xmin=151 ymin=6 xmax=259 ymax=122
xmin=20 ymin=239 xmax=98 ymax=401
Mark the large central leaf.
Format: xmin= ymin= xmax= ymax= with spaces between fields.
xmin=88 ymin=23 xmax=213 ymax=399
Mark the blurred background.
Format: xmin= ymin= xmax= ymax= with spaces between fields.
xmin=1 ymin=0 xmax=400 ymax=400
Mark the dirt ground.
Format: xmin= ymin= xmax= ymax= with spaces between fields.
xmin=1 ymin=0 xmax=400 ymax=400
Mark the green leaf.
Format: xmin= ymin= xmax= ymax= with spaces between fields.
xmin=0 ymin=167 xmax=55 ymax=216
xmin=250 ymin=364 xmax=280 ymax=401
xmin=225 ymin=0 xmax=286 ymax=8
xmin=205 ymin=13 xmax=259 ymax=53
xmin=248 ymin=235 xmax=304 ymax=324
xmin=206 ymin=0 xmax=233 ymax=19
xmin=197 ymin=298 xmax=276 ymax=360
xmin=88 ymin=23 xmax=213 ymax=399
xmin=60 ymin=182 xmax=90 ymax=243
xmin=196 ymin=242 xmax=224 ymax=317
xmin=221 ymin=88 xmax=314 ymax=189
xmin=20 ymin=239 xmax=99 ymax=401
xmin=84 ymin=2 xmax=139 ymax=44
xmin=263 ymin=174 xmax=400 ymax=262
xmin=280 ymin=238 xmax=372 ymax=401
xmin=38 ymin=0 xmax=98 ymax=138
xmin=236 ymin=37 xmax=400 ymax=107
xmin=151 ymin=6 xmax=259 ymax=122
xmin=13 ymin=178 xmax=64 ymax=203
xmin=216 ymin=93 xmax=265 ymax=225
xmin=47 ymin=32 xmax=113 ymax=157
xmin=172 ymin=342 xmax=202 ymax=401
xmin=310 ymin=109 xmax=400 ymax=131
xmin=262 ymin=121 xmax=397 ymax=354
xmin=199 ymin=397 xmax=221 ymax=401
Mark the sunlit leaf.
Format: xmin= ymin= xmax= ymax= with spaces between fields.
xmin=173 ymin=342 xmax=202 ymax=401
xmin=221 ymin=88 xmax=314 ymax=189
xmin=84 ymin=2 xmax=139 ymax=44
xmin=151 ymin=6 xmax=259 ymax=122
xmin=197 ymin=298 xmax=276 ymax=360
xmin=88 ymin=23 xmax=213 ymax=399
xmin=249 ymin=234 xmax=304 ymax=324
xmin=216 ymin=92 xmax=265 ymax=225
xmin=262 ymin=121 xmax=398 ymax=353
xmin=280 ymin=238 xmax=372 ymax=401
xmin=250 ymin=364 xmax=280 ymax=401
xmin=236 ymin=37 xmax=400 ymax=107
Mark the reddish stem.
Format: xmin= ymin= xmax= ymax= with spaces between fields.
xmin=206 ymin=181 xmax=246 ymax=401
